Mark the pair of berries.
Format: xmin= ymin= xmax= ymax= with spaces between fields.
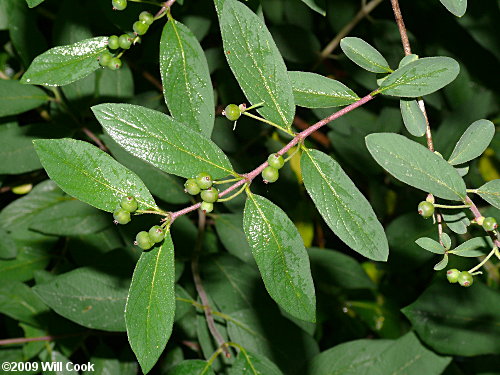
xmin=184 ymin=173 xmax=219 ymax=213
xmin=418 ymin=201 xmax=434 ymax=218
xmin=262 ymin=153 xmax=285 ymax=183
xmin=108 ymin=34 xmax=135 ymax=51
xmin=99 ymin=51 xmax=122 ymax=70
xmin=135 ymin=225 xmax=165 ymax=250
xmin=446 ymin=269 xmax=473 ymax=287
xmin=113 ymin=196 xmax=138 ymax=224
xmin=133 ymin=12 xmax=154 ymax=36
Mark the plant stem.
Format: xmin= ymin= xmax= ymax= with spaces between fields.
xmin=242 ymin=112 xmax=294 ymax=136
xmin=468 ymin=246 xmax=497 ymax=274
xmin=169 ymin=93 xmax=375 ymax=222
xmin=217 ymin=183 xmax=247 ymax=202
xmin=191 ymin=210 xmax=231 ymax=358
xmin=128 ymin=0 xmax=164 ymax=6
xmin=433 ymin=204 xmax=471 ymax=209
xmin=155 ymin=0 xmax=176 ymax=19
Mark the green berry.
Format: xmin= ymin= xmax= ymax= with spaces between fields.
xmin=139 ymin=11 xmax=154 ymax=25
xmin=262 ymin=166 xmax=279 ymax=183
xmin=482 ymin=217 xmax=498 ymax=232
xmin=118 ymin=34 xmax=132 ymax=49
xmin=418 ymin=201 xmax=434 ymax=218
xmin=120 ymin=196 xmax=138 ymax=213
xmin=99 ymin=51 xmax=113 ymax=67
xmin=200 ymin=201 xmax=214 ymax=213
xmin=224 ymin=104 xmax=241 ymax=121
xmin=458 ymin=271 xmax=473 ymax=287
xmin=108 ymin=35 xmax=120 ymax=50
xmin=201 ymin=187 xmax=219 ymax=203
xmin=184 ymin=178 xmax=201 ymax=195
xmin=149 ymin=225 xmax=165 ymax=243
xmin=268 ymin=153 xmax=285 ymax=169
xmin=112 ymin=0 xmax=127 ymax=10
xmin=109 ymin=57 xmax=122 ymax=70
xmin=195 ymin=172 xmax=213 ymax=190
xmin=133 ymin=20 xmax=149 ymax=36
xmin=113 ymin=208 xmax=131 ymax=225
xmin=446 ymin=269 xmax=460 ymax=284
xmin=135 ymin=231 xmax=154 ymax=250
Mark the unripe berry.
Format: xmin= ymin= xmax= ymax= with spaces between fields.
xmin=267 ymin=153 xmax=285 ymax=169
xmin=135 ymin=231 xmax=154 ymax=250
xmin=112 ymin=0 xmax=127 ymax=10
xmin=262 ymin=166 xmax=279 ymax=183
xmin=195 ymin=172 xmax=213 ymax=190
xmin=184 ymin=178 xmax=201 ymax=195
xmin=118 ymin=34 xmax=132 ymax=49
xmin=446 ymin=269 xmax=460 ymax=284
xmin=139 ymin=11 xmax=154 ymax=25
xmin=133 ymin=20 xmax=149 ymax=36
xmin=200 ymin=201 xmax=214 ymax=213
xmin=223 ymin=104 xmax=241 ymax=121
xmin=113 ymin=208 xmax=131 ymax=225
xmin=482 ymin=217 xmax=497 ymax=232
xmin=109 ymin=57 xmax=122 ymax=70
xmin=418 ymin=201 xmax=434 ymax=218
xmin=108 ymin=35 xmax=120 ymax=50
xmin=201 ymin=187 xmax=219 ymax=203
xmin=457 ymin=271 xmax=473 ymax=287
xmin=121 ymin=196 xmax=138 ymax=213
xmin=99 ymin=51 xmax=113 ymax=67
xmin=149 ymin=225 xmax=165 ymax=243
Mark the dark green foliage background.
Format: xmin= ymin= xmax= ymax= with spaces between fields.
xmin=0 ymin=0 xmax=499 ymax=374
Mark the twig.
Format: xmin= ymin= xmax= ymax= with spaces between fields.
xmin=169 ymin=93 xmax=375 ymax=222
xmin=318 ymin=0 xmax=384 ymax=62
xmin=191 ymin=210 xmax=231 ymax=358
xmin=293 ymin=116 xmax=330 ymax=147
xmin=82 ymin=127 xmax=108 ymax=152
xmin=155 ymin=0 xmax=176 ymax=18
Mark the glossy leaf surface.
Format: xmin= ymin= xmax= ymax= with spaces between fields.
xmin=340 ymin=37 xmax=392 ymax=73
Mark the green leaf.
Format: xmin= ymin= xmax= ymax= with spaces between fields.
xmin=377 ymin=57 xmax=460 ymax=97
xmin=243 ymin=194 xmax=316 ymax=322
xmin=289 ymin=71 xmax=359 ymax=108
xmin=477 ymin=180 xmax=500 ymax=210
xmin=0 ymin=247 xmax=51 ymax=283
xmin=92 ymin=103 xmax=234 ymax=179
xmin=0 ymin=229 xmax=17 ymax=259
xmin=125 ymin=233 xmax=176 ymax=374
xmin=441 ymin=232 xmax=451 ymax=250
xmin=308 ymin=248 xmax=374 ymax=289
xmin=0 ymin=80 xmax=49 ymax=116
xmin=33 ymin=266 xmax=129 ymax=331
xmin=21 ymin=37 xmax=108 ymax=86
xmin=442 ymin=212 xmax=470 ymax=234
xmin=433 ymin=254 xmax=448 ymax=270
xmin=448 ymin=119 xmax=495 ymax=165
xmin=29 ymin=200 xmax=110 ymax=236
xmin=403 ymin=280 xmax=500 ymax=355
xmin=26 ymin=0 xmax=44 ymax=8
xmin=214 ymin=214 xmax=253 ymax=264
xmin=366 ymin=133 xmax=467 ymax=200
xmin=340 ymin=37 xmax=392 ymax=74
xmin=160 ymin=18 xmax=214 ymax=137
xmin=229 ymin=349 xmax=283 ymax=375
xmin=450 ymin=237 xmax=488 ymax=257
xmin=301 ymin=149 xmax=389 ymax=261
xmin=0 ymin=282 xmax=49 ymax=326
xmin=103 ymin=135 xmax=189 ymax=205
xmin=439 ymin=0 xmax=467 ymax=17
xmin=218 ymin=0 xmax=295 ymax=130
xmin=298 ymin=0 xmax=326 ymax=16
xmin=167 ymin=360 xmax=215 ymax=375
xmin=308 ymin=332 xmax=450 ymax=375
xmin=415 ymin=237 xmax=445 ymax=254
xmin=33 ymin=138 xmax=157 ymax=213
xmin=400 ymin=99 xmax=427 ymax=137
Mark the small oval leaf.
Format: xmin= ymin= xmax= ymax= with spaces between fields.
xmin=243 ymin=194 xmax=316 ymax=322
xmin=21 ymin=37 xmax=108 ymax=86
xmin=33 ymin=138 xmax=157 ymax=212
xmin=433 ymin=254 xmax=448 ymax=271
xmin=301 ymin=149 xmax=389 ymax=261
xmin=439 ymin=0 xmax=467 ymax=17
xmin=366 ymin=133 xmax=466 ymax=200
xmin=378 ymin=57 xmax=460 ymax=97
xmin=289 ymin=71 xmax=359 ymax=108
xmin=340 ymin=37 xmax=392 ymax=74
xmin=448 ymin=119 xmax=495 ymax=165
xmin=477 ymin=180 xmax=500 ymax=210
xmin=400 ymin=99 xmax=427 ymax=137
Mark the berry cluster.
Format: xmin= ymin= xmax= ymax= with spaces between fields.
xmin=446 ymin=269 xmax=473 ymax=287
xmin=262 ymin=153 xmax=285 ymax=183
xmin=184 ymin=173 xmax=219 ymax=213
xmin=113 ymin=196 xmax=138 ymax=224
xmin=135 ymin=225 xmax=165 ymax=250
